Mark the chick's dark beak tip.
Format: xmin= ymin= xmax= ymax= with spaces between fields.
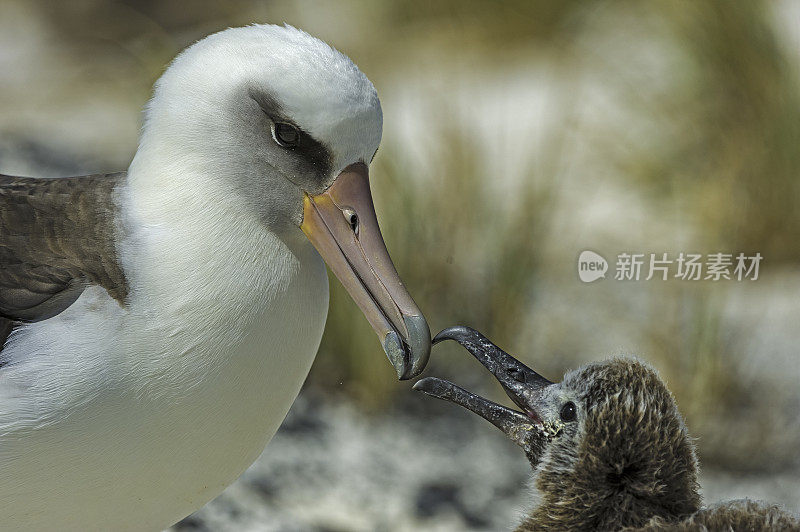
xmin=412 ymin=376 xmax=445 ymax=395
xmin=432 ymin=325 xmax=480 ymax=345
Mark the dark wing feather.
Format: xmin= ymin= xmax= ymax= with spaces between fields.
xmin=0 ymin=172 xmax=128 ymax=324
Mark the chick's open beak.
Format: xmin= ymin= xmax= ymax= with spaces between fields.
xmin=300 ymin=162 xmax=431 ymax=379
xmin=414 ymin=326 xmax=554 ymax=451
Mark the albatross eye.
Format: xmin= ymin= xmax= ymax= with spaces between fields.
xmin=273 ymin=122 xmax=300 ymax=147
xmin=559 ymin=401 xmax=577 ymax=422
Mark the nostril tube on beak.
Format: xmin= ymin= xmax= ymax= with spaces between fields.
xmin=342 ymin=207 xmax=359 ymax=234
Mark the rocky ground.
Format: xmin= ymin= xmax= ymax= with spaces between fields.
xmin=171 ymin=391 xmax=532 ymax=532
xmin=171 ymin=390 xmax=800 ymax=532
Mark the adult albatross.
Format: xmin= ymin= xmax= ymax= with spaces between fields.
xmin=0 ymin=24 xmax=430 ymax=531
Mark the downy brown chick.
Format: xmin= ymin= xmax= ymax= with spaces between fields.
xmin=414 ymin=326 xmax=800 ymax=531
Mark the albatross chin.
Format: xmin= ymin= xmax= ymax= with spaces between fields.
xmin=0 ymin=24 xmax=430 ymax=531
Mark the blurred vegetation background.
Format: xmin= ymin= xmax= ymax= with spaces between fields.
xmin=1 ymin=0 xmax=799 ymax=526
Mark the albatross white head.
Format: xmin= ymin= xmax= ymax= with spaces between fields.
xmin=128 ymin=24 xmax=431 ymax=378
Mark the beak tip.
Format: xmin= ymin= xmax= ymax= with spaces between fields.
xmin=412 ymin=376 xmax=448 ymax=396
xmin=398 ymin=347 xmax=429 ymax=380
xmin=398 ymin=366 xmax=415 ymax=381
xmin=384 ymin=330 xmax=430 ymax=381
xmin=411 ymin=378 xmax=429 ymax=392
xmin=383 ymin=331 xmax=407 ymax=379
xmin=432 ymin=325 xmax=478 ymax=346
xmin=403 ymin=314 xmax=431 ymax=379
xmin=399 ymin=366 xmax=421 ymax=381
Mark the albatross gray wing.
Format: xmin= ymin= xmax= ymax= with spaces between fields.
xmin=0 ymin=172 xmax=128 ymax=324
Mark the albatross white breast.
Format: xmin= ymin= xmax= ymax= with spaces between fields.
xmin=0 ymin=24 xmax=430 ymax=531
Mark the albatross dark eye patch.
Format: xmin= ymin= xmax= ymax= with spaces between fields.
xmin=273 ymin=122 xmax=300 ymax=147
xmin=249 ymin=89 xmax=333 ymax=181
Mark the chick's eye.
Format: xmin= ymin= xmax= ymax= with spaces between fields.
xmin=559 ymin=401 xmax=577 ymax=422
xmin=273 ymin=122 xmax=299 ymax=147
